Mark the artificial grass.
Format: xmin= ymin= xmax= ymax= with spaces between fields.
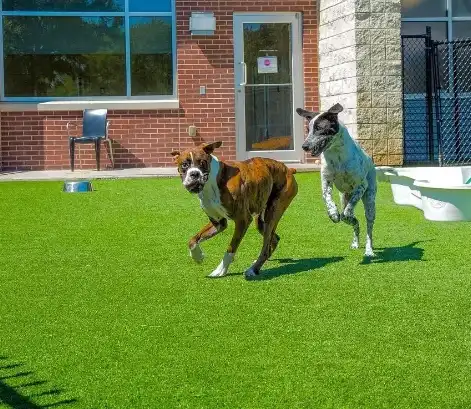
xmin=0 ymin=173 xmax=470 ymax=409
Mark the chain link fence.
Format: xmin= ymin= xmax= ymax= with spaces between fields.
xmin=433 ymin=39 xmax=471 ymax=166
xmin=402 ymin=27 xmax=471 ymax=166
xmin=402 ymin=32 xmax=437 ymax=165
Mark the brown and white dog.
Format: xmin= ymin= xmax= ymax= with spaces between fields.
xmin=171 ymin=141 xmax=298 ymax=279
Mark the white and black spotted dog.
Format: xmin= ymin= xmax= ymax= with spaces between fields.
xmin=296 ymin=103 xmax=377 ymax=257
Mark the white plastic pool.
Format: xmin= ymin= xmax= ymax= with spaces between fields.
xmin=376 ymin=166 xmax=471 ymax=221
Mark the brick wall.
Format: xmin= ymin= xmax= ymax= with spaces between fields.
xmin=1 ymin=110 xmax=182 ymax=170
xmin=0 ymin=0 xmax=319 ymax=171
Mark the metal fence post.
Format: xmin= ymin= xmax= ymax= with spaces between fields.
xmin=431 ymin=41 xmax=443 ymax=166
xmin=401 ymin=31 xmax=440 ymax=166
xmin=401 ymin=35 xmax=407 ymax=164
xmin=425 ymin=26 xmax=435 ymax=163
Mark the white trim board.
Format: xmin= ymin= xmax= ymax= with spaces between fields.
xmin=0 ymin=99 xmax=180 ymax=112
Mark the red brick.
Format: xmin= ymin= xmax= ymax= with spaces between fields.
xmin=0 ymin=0 xmax=318 ymax=170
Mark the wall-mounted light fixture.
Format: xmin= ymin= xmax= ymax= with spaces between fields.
xmin=189 ymin=12 xmax=216 ymax=36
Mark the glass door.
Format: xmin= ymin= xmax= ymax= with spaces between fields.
xmin=233 ymin=13 xmax=303 ymax=162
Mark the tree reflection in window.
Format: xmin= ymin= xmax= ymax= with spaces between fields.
xmin=1 ymin=0 xmax=174 ymax=98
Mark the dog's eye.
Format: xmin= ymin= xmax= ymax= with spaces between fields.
xmin=200 ymin=160 xmax=208 ymax=169
xmin=181 ymin=161 xmax=190 ymax=170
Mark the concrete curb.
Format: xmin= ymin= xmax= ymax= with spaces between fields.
xmin=0 ymin=164 xmax=321 ymax=182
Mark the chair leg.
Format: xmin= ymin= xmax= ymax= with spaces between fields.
xmin=69 ymin=138 xmax=75 ymax=172
xmin=107 ymin=139 xmax=114 ymax=169
xmin=95 ymin=139 xmax=101 ymax=171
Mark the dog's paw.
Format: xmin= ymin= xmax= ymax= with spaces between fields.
xmin=244 ymin=267 xmax=259 ymax=280
xmin=189 ymin=244 xmax=204 ymax=264
xmin=208 ymin=265 xmax=227 ymax=278
xmin=207 ymin=253 xmax=233 ymax=278
xmin=364 ymin=248 xmax=375 ymax=258
xmin=350 ymin=241 xmax=359 ymax=250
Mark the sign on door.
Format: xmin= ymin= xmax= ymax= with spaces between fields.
xmin=257 ymin=56 xmax=278 ymax=74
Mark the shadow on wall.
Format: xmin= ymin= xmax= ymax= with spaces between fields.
xmin=182 ymin=36 xmax=234 ymax=69
xmin=0 ymin=137 xmax=146 ymax=172
xmin=111 ymin=139 xmax=146 ymax=169
xmin=0 ymin=106 xmax=226 ymax=171
xmin=0 ymin=355 xmax=77 ymax=408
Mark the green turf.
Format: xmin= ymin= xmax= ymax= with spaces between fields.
xmin=0 ymin=173 xmax=470 ymax=409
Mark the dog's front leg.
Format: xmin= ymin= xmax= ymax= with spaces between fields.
xmin=341 ymin=184 xmax=367 ymax=250
xmin=189 ymin=218 xmax=227 ymax=264
xmin=208 ymin=216 xmax=252 ymax=278
xmin=322 ymin=173 xmax=340 ymax=223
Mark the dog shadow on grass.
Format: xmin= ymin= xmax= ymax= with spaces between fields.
xmin=250 ymin=256 xmax=345 ymax=281
xmin=360 ymin=240 xmax=430 ymax=265
xmin=0 ymin=355 xmax=77 ymax=409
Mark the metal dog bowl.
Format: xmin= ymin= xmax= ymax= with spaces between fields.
xmin=63 ymin=180 xmax=93 ymax=193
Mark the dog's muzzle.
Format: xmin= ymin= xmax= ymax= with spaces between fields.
xmin=303 ymin=135 xmax=333 ymax=157
xmin=183 ymin=168 xmax=206 ymax=194
xmin=186 ymin=182 xmax=204 ymax=194
xmin=302 ymin=141 xmax=320 ymax=157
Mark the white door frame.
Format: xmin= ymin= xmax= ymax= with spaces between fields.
xmin=233 ymin=12 xmax=304 ymax=163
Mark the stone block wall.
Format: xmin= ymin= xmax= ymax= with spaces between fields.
xmin=319 ymin=0 xmax=403 ymax=166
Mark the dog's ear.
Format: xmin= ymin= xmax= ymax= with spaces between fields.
xmin=296 ymin=108 xmax=318 ymax=121
xmin=170 ymin=150 xmax=180 ymax=163
xmin=327 ymin=103 xmax=343 ymax=115
xmin=201 ymin=141 xmax=222 ymax=154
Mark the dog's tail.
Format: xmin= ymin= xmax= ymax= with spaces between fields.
xmin=288 ymin=168 xmax=297 ymax=175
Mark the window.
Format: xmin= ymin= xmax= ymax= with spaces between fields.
xmin=401 ymin=21 xmax=447 ymax=41
xmin=402 ymin=0 xmax=447 ymax=18
xmin=452 ymin=0 xmax=471 ymax=17
xmin=402 ymin=0 xmax=471 ymax=40
xmin=1 ymin=0 xmax=175 ymax=100
xmin=453 ymin=21 xmax=471 ymax=39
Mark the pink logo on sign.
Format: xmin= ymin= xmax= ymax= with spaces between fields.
xmin=264 ymin=59 xmax=271 ymax=66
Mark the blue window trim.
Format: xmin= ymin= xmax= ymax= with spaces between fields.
xmin=0 ymin=0 xmax=177 ymax=102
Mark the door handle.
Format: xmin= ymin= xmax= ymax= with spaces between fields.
xmin=240 ymin=61 xmax=247 ymax=86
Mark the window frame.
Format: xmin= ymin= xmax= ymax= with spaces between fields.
xmin=0 ymin=0 xmax=177 ymax=102
xmin=402 ymin=0 xmax=471 ymax=41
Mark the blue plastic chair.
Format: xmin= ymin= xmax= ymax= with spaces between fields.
xmin=67 ymin=109 xmax=114 ymax=172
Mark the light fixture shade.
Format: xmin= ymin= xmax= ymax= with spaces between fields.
xmin=189 ymin=12 xmax=216 ymax=35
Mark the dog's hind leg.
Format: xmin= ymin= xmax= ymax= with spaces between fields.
xmin=255 ymin=215 xmax=280 ymax=258
xmin=339 ymin=192 xmax=347 ymax=212
xmin=339 ymin=191 xmax=360 ymax=248
xmin=246 ymin=174 xmax=298 ymax=278
xmin=341 ymin=183 xmax=367 ymax=250
xmin=362 ymin=169 xmax=377 ymax=257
